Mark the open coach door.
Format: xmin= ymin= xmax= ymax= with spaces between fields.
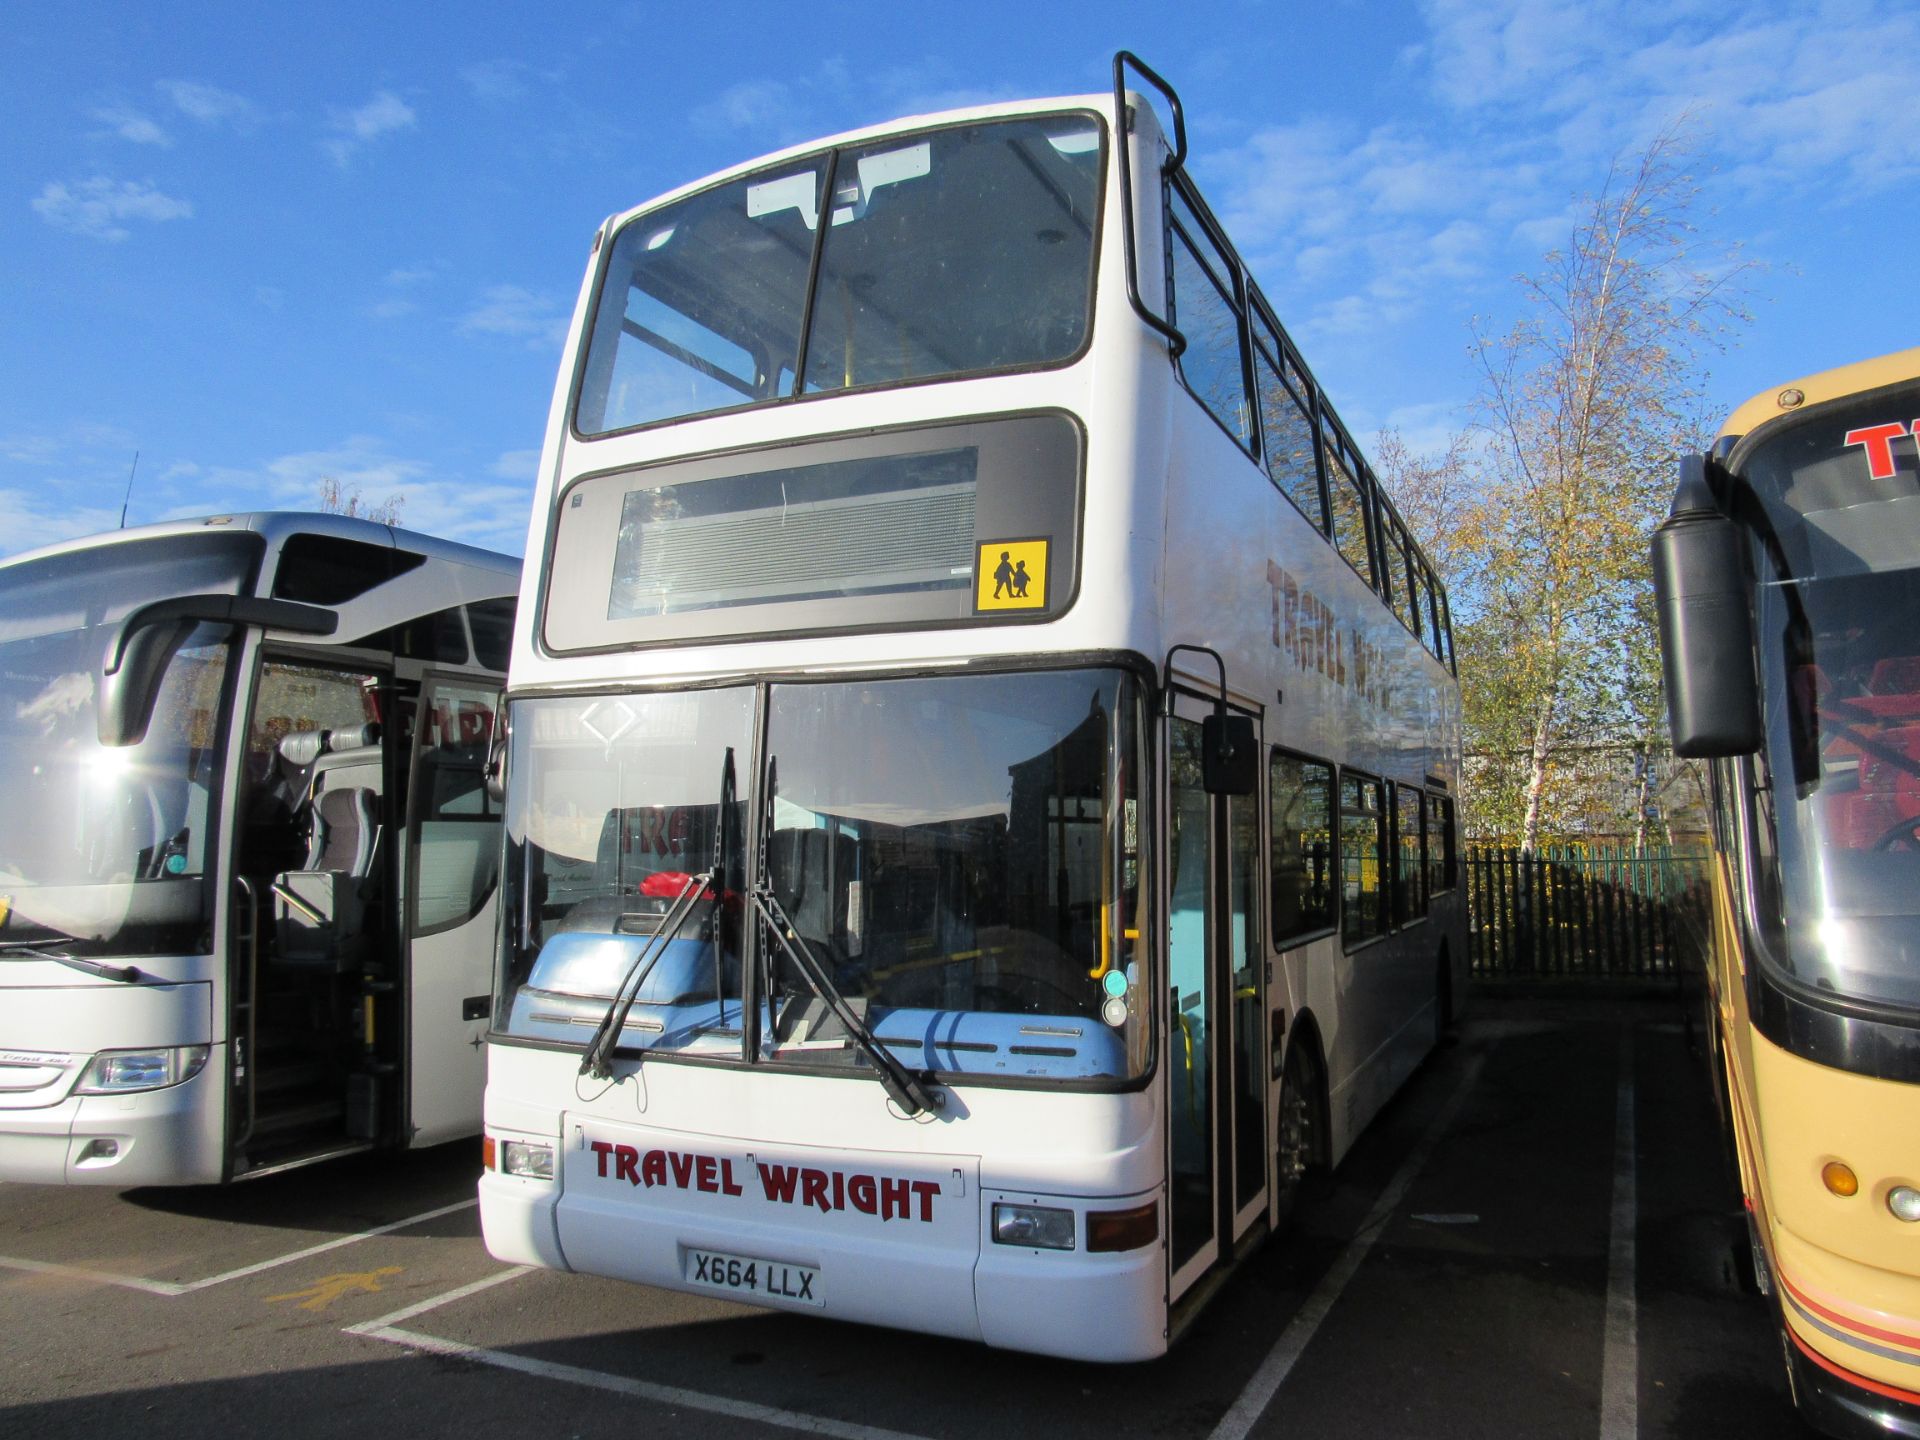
xmin=1164 ymin=648 xmax=1266 ymax=1307
xmin=402 ymin=675 xmax=506 ymax=1148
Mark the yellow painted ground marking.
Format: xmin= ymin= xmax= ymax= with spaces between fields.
xmin=268 ymin=1266 xmax=403 ymax=1312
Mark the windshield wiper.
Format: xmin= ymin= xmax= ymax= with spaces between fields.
xmin=577 ymin=871 xmax=714 ymax=1080
xmin=579 ymin=747 xmax=736 ymax=1081
xmin=0 ymin=940 xmax=141 ymax=984
xmin=750 ymin=883 xmax=941 ymax=1117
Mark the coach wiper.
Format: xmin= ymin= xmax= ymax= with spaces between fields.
xmin=749 ymin=884 xmax=942 ymax=1117
xmin=0 ymin=938 xmax=141 ymax=983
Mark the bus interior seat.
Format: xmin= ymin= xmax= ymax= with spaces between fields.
xmin=271 ymin=780 xmax=383 ymax=971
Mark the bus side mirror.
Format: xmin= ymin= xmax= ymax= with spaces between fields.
xmin=484 ymin=730 xmax=508 ymax=805
xmin=99 ymin=595 xmax=337 ymax=747
xmin=1651 ymin=457 xmax=1761 ymax=758
xmin=1203 ymin=712 xmax=1257 ymax=795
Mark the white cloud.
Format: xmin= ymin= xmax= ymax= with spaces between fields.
xmin=159 ymin=80 xmax=258 ymax=128
xmin=366 ymin=298 xmax=418 ymax=321
xmin=155 ymin=438 xmax=534 ymax=556
xmin=322 ymin=91 xmax=417 ymax=167
xmin=89 ymin=105 xmax=171 ymax=147
xmin=489 ymin=449 xmax=541 ymax=482
xmin=0 ymin=490 xmax=124 ymax=559
xmin=694 ymin=80 xmax=793 ymax=134
xmin=458 ymin=285 xmax=570 ymax=349
xmin=31 ymin=177 xmax=192 ymax=241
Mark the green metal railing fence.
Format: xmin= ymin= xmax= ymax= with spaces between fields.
xmin=1465 ymin=843 xmax=1709 ymax=977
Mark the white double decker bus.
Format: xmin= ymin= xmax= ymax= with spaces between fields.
xmin=0 ymin=512 xmax=517 ymax=1184
xmin=481 ymin=55 xmax=1463 ymax=1358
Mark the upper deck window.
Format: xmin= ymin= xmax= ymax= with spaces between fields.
xmin=576 ymin=114 xmax=1104 ymax=437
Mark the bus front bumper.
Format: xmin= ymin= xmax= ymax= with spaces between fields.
xmin=1786 ymin=1322 xmax=1920 ymax=1439
xmin=0 ymin=1059 xmax=225 ymax=1186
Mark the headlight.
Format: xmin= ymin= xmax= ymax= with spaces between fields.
xmin=77 ymin=1046 xmax=209 ymax=1094
xmin=992 ymin=1202 xmax=1075 ymax=1250
xmin=502 ymin=1139 xmax=555 ymax=1180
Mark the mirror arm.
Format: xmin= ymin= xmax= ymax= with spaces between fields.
xmin=1111 ymin=50 xmax=1189 ymax=359
xmin=99 ymin=594 xmax=338 ymax=747
xmin=103 ymin=595 xmax=336 ymax=677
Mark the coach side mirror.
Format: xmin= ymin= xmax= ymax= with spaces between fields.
xmin=1651 ymin=456 xmax=1761 ymax=758
xmin=1203 ymin=712 xmax=1257 ymax=796
xmin=99 ymin=595 xmax=337 ymax=747
xmin=484 ymin=729 xmax=508 ymax=805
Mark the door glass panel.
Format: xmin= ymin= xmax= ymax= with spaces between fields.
xmin=1167 ymin=717 xmax=1215 ymax=1273
xmin=1229 ymin=789 xmax=1264 ymax=1216
xmin=413 ymin=682 xmax=504 ymax=933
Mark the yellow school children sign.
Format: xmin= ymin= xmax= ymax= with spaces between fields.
xmin=975 ymin=539 xmax=1049 ymax=613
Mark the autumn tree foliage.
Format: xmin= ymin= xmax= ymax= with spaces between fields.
xmin=1390 ymin=122 xmax=1749 ymax=851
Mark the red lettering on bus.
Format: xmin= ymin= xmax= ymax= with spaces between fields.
xmin=848 ymin=1173 xmax=877 ymax=1214
xmin=640 ymin=1149 xmax=667 ymax=1187
xmin=880 ymin=1176 xmax=910 ymax=1221
xmin=911 ymin=1179 xmax=940 ymax=1221
xmin=590 ymin=1140 xmax=613 ymax=1178
xmin=801 ymin=1167 xmax=831 ymax=1213
xmin=696 ymin=1155 xmax=719 ymax=1193
xmin=759 ymin=1162 xmax=800 ymax=1204
xmin=614 ymin=1144 xmax=639 ymax=1185
xmin=1844 ymin=422 xmax=1913 ymax=481
xmin=720 ymin=1158 xmax=744 ymax=1196
xmin=669 ymin=1151 xmax=695 ymax=1188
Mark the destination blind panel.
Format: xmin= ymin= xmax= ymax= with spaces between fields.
xmin=543 ymin=412 xmax=1082 ymax=651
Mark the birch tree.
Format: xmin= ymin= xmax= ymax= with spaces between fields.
xmin=1461 ymin=121 xmax=1749 ymax=853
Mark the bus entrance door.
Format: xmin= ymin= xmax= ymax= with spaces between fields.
xmin=1167 ymin=698 xmax=1267 ymax=1304
xmin=402 ymin=677 xmax=505 ymax=1148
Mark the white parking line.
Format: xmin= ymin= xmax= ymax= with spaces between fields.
xmin=1209 ymin=1052 xmax=1486 ymax=1440
xmin=1599 ymin=1029 xmax=1638 ymax=1439
xmin=0 ymin=1197 xmax=476 ymax=1296
xmin=357 ymin=1321 xmax=939 ymax=1440
xmin=347 ymin=1263 xmax=937 ymax=1439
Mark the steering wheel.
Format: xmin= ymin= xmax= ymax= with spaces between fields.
xmin=1873 ymin=816 xmax=1920 ymax=852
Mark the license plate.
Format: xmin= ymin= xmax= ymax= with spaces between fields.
xmin=685 ymin=1247 xmax=822 ymax=1307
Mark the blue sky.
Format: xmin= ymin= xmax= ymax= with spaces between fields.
xmin=5 ymin=1 xmax=1917 ymax=559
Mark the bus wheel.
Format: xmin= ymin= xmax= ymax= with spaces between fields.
xmin=1274 ymin=1043 xmax=1322 ymax=1229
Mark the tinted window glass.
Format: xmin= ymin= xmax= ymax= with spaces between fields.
xmin=271 ymin=535 xmax=424 ymax=605
xmin=1325 ymin=441 xmax=1374 ymax=588
xmin=804 ymin=118 xmax=1101 ymax=393
xmin=1270 ymin=753 xmax=1335 ymax=945
xmin=1254 ymin=343 xmax=1324 ymax=532
xmin=1425 ymin=793 xmax=1451 ymax=897
xmin=578 ymin=163 xmax=825 ymax=433
xmin=1394 ymin=784 xmax=1424 ymax=923
xmin=1340 ymin=772 xmax=1387 ymax=944
xmin=467 ymin=597 xmax=515 ymax=673
xmin=1170 ymin=229 xmax=1251 ymax=446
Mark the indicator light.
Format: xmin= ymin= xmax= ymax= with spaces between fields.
xmin=481 ymin=1136 xmax=497 ymax=1171
xmin=1823 ymin=1162 xmax=1860 ymax=1197
xmin=1087 ymin=1200 xmax=1158 ymax=1252
xmin=1890 ymin=1187 xmax=1920 ymax=1223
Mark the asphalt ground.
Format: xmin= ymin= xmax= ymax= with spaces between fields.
xmin=0 ymin=986 xmax=1812 ymax=1439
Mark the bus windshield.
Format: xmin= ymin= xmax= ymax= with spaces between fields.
xmin=1742 ymin=384 xmax=1920 ymax=1008
xmin=575 ymin=113 xmax=1103 ymax=436
xmin=0 ymin=533 xmax=259 ymax=955
xmin=497 ymin=668 xmax=1149 ymax=1084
